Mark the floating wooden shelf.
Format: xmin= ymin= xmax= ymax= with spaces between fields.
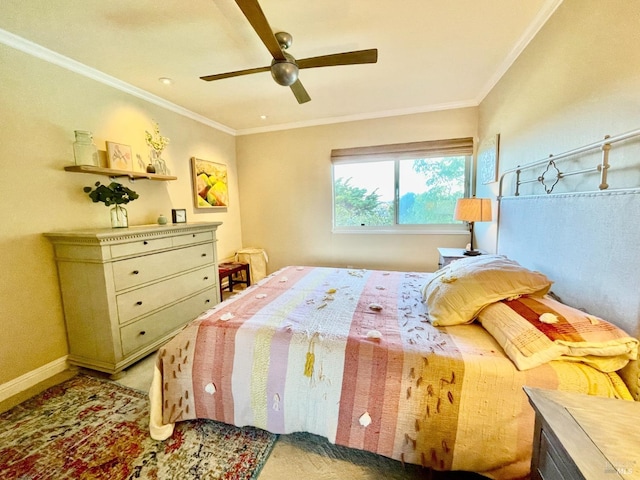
xmin=64 ymin=165 xmax=177 ymax=181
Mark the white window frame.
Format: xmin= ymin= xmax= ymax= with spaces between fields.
xmin=331 ymin=138 xmax=473 ymax=234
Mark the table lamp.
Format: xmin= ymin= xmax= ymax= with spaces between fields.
xmin=454 ymin=197 xmax=492 ymax=256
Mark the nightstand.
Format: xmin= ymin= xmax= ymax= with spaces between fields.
xmin=524 ymin=387 xmax=640 ymax=479
xmin=437 ymin=247 xmax=485 ymax=268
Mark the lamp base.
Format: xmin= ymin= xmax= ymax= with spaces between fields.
xmin=463 ymin=249 xmax=482 ymax=256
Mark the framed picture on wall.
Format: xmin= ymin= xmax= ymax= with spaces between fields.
xmin=106 ymin=142 xmax=133 ymax=171
xmin=191 ymin=157 xmax=229 ymax=209
xmin=478 ymin=133 xmax=500 ymax=184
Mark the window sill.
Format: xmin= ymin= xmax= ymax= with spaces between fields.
xmin=332 ymin=226 xmax=469 ymax=235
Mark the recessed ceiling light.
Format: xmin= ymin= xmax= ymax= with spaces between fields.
xmin=158 ymin=77 xmax=173 ymax=85
xmin=260 ymin=115 xmax=268 ymax=120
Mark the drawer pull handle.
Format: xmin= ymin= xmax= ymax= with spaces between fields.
xmin=136 ymin=301 xmax=143 ymax=306
xmin=139 ymin=330 xmax=146 ymax=336
xmin=143 ymin=241 xmax=149 ymax=245
xmin=132 ymin=270 xmax=139 ymax=275
xmin=193 ymin=234 xmax=196 ymax=237
xmin=205 ymin=299 xmax=210 ymax=304
xmin=204 ymin=276 xmax=209 ymax=280
xmin=201 ymin=253 xmax=207 ymax=257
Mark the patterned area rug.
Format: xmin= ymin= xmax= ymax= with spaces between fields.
xmin=0 ymin=374 xmax=276 ymax=479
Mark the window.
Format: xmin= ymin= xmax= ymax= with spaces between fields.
xmin=331 ymin=138 xmax=472 ymax=232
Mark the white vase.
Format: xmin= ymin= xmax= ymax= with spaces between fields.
xmin=73 ymin=130 xmax=99 ymax=166
xmin=110 ymin=205 xmax=128 ymax=228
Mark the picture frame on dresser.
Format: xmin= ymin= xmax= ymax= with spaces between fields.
xmin=171 ymin=208 xmax=187 ymax=223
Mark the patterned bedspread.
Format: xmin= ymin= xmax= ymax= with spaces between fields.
xmin=149 ymin=266 xmax=631 ymax=479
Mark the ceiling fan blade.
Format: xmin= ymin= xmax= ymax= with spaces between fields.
xmin=235 ymin=0 xmax=286 ymax=61
xmin=200 ymin=65 xmax=271 ymax=82
xmin=290 ymin=79 xmax=311 ymax=104
xmin=297 ymin=49 xmax=378 ymax=69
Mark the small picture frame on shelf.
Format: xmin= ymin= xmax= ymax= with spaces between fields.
xmin=106 ymin=142 xmax=133 ymax=171
xmin=171 ymin=208 xmax=187 ymax=223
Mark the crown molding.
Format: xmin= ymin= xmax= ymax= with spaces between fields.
xmin=2 ymin=0 xmax=559 ymax=139
xmin=0 ymin=28 xmax=236 ymax=136
xmin=475 ymin=0 xmax=563 ymax=105
xmin=236 ymin=99 xmax=479 ymax=136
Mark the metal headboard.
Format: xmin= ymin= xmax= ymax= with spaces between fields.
xmin=497 ymin=127 xmax=640 ymax=199
xmin=495 ymin=128 xmax=640 ymax=400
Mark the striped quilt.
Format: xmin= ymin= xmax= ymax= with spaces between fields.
xmin=149 ymin=266 xmax=631 ymax=479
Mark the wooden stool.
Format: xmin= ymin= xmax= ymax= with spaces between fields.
xmin=218 ymin=262 xmax=251 ymax=298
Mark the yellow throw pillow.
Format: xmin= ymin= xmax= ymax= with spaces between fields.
xmin=421 ymin=255 xmax=552 ymax=326
xmin=478 ymin=295 xmax=638 ymax=371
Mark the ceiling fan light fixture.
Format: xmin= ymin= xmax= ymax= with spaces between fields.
xmin=271 ymin=53 xmax=299 ymax=86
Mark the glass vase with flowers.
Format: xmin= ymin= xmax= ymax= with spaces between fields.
xmin=83 ymin=181 xmax=139 ymax=228
xmin=145 ymin=121 xmax=170 ymax=174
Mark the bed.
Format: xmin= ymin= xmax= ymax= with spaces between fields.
xmin=148 ymin=129 xmax=640 ymax=479
xmin=149 ymin=260 xmax=636 ymax=479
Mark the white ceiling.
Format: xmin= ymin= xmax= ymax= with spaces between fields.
xmin=0 ymin=0 xmax=561 ymax=135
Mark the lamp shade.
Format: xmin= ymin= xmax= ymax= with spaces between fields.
xmin=454 ymin=197 xmax=492 ymax=222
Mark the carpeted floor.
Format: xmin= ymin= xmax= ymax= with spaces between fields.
xmin=0 ymin=374 xmax=275 ymax=480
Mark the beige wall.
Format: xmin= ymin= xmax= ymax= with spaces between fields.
xmin=236 ymin=108 xmax=478 ymax=274
xmin=0 ymin=44 xmax=242 ymax=385
xmin=475 ymin=0 xmax=640 ymax=250
xmin=5 ymin=0 xmax=639 ymax=392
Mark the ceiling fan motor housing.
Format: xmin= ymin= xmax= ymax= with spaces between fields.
xmin=275 ymin=31 xmax=293 ymax=50
xmin=271 ymin=52 xmax=299 ymax=86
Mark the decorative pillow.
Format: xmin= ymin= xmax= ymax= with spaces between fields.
xmin=478 ymin=295 xmax=639 ymax=372
xmin=421 ymin=255 xmax=552 ymax=326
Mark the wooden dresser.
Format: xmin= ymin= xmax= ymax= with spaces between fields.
xmin=525 ymin=387 xmax=640 ymax=480
xmin=45 ymin=222 xmax=222 ymax=377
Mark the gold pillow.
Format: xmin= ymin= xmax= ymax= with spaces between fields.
xmin=421 ymin=255 xmax=552 ymax=326
xmin=478 ymin=295 xmax=638 ymax=371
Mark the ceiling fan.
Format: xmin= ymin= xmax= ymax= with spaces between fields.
xmin=200 ymin=0 xmax=378 ymax=104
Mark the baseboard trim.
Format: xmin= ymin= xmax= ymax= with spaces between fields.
xmin=0 ymin=356 xmax=70 ymax=402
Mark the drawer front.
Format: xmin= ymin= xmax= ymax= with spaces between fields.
xmin=439 ymin=256 xmax=459 ymax=268
xmin=110 ymin=237 xmax=173 ymax=258
xmin=172 ymin=231 xmax=213 ymax=248
xmin=116 ymin=265 xmax=216 ymax=323
xmin=538 ymin=430 xmax=581 ymax=480
xmin=112 ymin=243 xmax=214 ymax=291
xmin=120 ymin=288 xmax=217 ymax=356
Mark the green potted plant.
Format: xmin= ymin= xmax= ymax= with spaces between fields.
xmin=83 ymin=181 xmax=139 ymax=228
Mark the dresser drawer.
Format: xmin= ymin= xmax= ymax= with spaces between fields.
xmin=172 ymin=231 xmax=213 ymax=247
xmin=116 ymin=265 xmax=216 ymax=323
xmin=112 ymin=243 xmax=214 ymax=291
xmin=110 ymin=237 xmax=173 ymax=258
xmin=537 ymin=430 xmax=566 ymax=480
xmin=120 ymin=288 xmax=216 ymax=356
